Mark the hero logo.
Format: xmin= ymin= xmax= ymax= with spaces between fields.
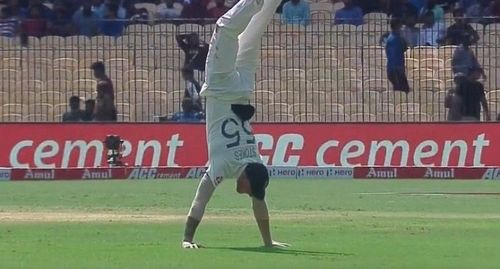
xmin=0 ymin=169 xmax=11 ymax=180
xmin=482 ymin=168 xmax=500 ymax=180
xmin=268 ymin=167 xmax=297 ymax=178
xmin=298 ymin=168 xmax=328 ymax=178
xmin=82 ymin=169 xmax=112 ymax=179
xmin=328 ymin=168 xmax=353 ymax=178
xmin=366 ymin=168 xmax=398 ymax=178
xmin=423 ymin=168 xmax=455 ymax=179
xmin=24 ymin=169 xmax=55 ymax=180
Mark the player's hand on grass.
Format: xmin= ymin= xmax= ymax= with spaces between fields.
xmin=265 ymin=241 xmax=290 ymax=248
xmin=182 ymin=241 xmax=202 ymax=249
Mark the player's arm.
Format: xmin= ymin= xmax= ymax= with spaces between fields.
xmin=252 ymin=197 xmax=289 ymax=248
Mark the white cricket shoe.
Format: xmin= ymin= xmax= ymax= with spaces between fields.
xmin=182 ymin=241 xmax=202 ymax=249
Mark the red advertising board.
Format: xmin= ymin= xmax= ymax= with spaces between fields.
xmin=1 ymin=123 xmax=499 ymax=168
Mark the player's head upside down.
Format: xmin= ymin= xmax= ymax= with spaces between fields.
xmin=236 ymin=162 xmax=269 ymax=200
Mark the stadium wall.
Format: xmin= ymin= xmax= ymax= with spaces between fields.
xmin=1 ymin=123 xmax=500 ymax=169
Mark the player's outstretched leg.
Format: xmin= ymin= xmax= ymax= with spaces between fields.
xmin=182 ymin=174 xmax=215 ymax=248
xmin=235 ymin=0 xmax=282 ymax=88
xmin=204 ymin=0 xmax=264 ymax=79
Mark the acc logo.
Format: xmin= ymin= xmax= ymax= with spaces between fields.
xmin=128 ymin=168 xmax=157 ymax=179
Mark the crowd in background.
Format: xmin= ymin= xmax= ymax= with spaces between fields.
xmin=1 ymin=0 xmax=500 ymax=122
xmin=0 ymin=0 xmax=499 ymax=38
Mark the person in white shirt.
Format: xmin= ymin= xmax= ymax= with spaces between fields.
xmin=418 ymin=11 xmax=445 ymax=46
xmin=182 ymin=0 xmax=289 ymax=249
xmin=156 ymin=0 xmax=182 ymax=19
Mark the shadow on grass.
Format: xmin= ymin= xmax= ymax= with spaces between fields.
xmin=206 ymin=246 xmax=354 ymax=257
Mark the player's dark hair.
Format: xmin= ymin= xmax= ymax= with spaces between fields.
xmin=245 ymin=163 xmax=269 ymax=200
xmin=69 ymin=96 xmax=80 ymax=104
xmin=90 ymin=61 xmax=105 ymax=72
xmin=390 ymin=19 xmax=402 ymax=31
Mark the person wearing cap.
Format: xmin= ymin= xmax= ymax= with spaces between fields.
xmin=181 ymin=0 xmax=289 ymax=249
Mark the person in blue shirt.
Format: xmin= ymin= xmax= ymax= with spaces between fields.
xmin=170 ymin=97 xmax=205 ymax=122
xmin=385 ymin=19 xmax=410 ymax=93
xmin=73 ymin=0 xmax=100 ymax=36
xmin=99 ymin=3 xmax=125 ymax=37
xmin=281 ymin=0 xmax=310 ymax=25
xmin=334 ymin=0 xmax=363 ymax=26
xmin=409 ymin=0 xmax=426 ymax=12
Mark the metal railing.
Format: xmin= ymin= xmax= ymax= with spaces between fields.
xmin=0 ymin=18 xmax=499 ymax=122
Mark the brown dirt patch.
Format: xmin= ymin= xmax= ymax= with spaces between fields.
xmin=1 ymin=210 xmax=500 ymax=223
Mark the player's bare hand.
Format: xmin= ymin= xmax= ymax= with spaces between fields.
xmin=265 ymin=241 xmax=290 ymax=248
xmin=182 ymin=241 xmax=203 ymax=249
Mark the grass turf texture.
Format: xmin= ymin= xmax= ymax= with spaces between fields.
xmin=1 ymin=180 xmax=500 ymax=269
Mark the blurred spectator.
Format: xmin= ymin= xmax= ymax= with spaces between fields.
xmin=442 ymin=9 xmax=479 ymax=45
xmin=21 ymin=5 xmax=48 ymax=37
xmin=454 ymin=67 xmax=490 ymax=121
xmin=401 ymin=13 xmax=420 ymax=47
xmin=181 ymin=0 xmax=208 ymax=21
xmin=409 ymin=0 xmax=426 ymax=12
xmin=208 ymin=0 xmax=230 ymax=19
xmin=72 ymin=0 xmax=100 ymax=36
xmin=0 ymin=7 xmax=19 ymax=37
xmin=169 ymin=97 xmax=204 ymax=122
xmin=418 ymin=11 xmax=445 ymax=46
xmin=276 ymin=0 xmax=290 ymax=13
xmin=387 ymin=0 xmax=418 ymax=20
xmin=62 ymin=96 xmax=84 ymax=122
xmin=176 ymin=32 xmax=209 ymax=72
xmin=99 ymin=3 xmax=125 ymax=37
xmin=457 ymin=0 xmax=478 ymax=11
xmin=419 ymin=0 xmax=445 ymax=24
xmin=452 ymin=33 xmax=485 ymax=77
xmin=92 ymin=0 xmax=105 ymax=12
xmin=281 ymin=0 xmax=310 ymax=25
xmin=492 ymin=0 xmax=500 ymax=18
xmin=49 ymin=0 xmax=73 ymax=36
xmin=6 ymin=0 xmax=28 ymax=19
xmin=27 ymin=0 xmax=54 ymax=20
xmin=387 ymin=0 xmax=418 ymax=19
xmin=385 ymin=19 xmax=410 ymax=93
xmin=466 ymin=0 xmax=492 ymax=24
xmin=82 ymin=99 xmax=95 ymax=121
xmin=156 ymin=0 xmax=182 ymax=19
xmin=129 ymin=7 xmax=150 ymax=23
xmin=94 ymin=0 xmax=127 ymax=18
xmin=91 ymin=62 xmax=117 ymax=122
xmin=358 ymin=0 xmax=385 ymax=13
xmin=334 ymin=0 xmax=364 ymax=26
xmin=182 ymin=67 xmax=203 ymax=112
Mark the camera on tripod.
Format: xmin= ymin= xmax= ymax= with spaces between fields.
xmin=104 ymin=135 xmax=125 ymax=167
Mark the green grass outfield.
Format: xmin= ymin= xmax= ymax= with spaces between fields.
xmin=1 ymin=179 xmax=500 ymax=269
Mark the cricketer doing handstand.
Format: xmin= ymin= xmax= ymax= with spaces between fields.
xmin=182 ymin=0 xmax=290 ymax=249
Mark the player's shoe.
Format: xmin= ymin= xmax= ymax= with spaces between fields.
xmin=182 ymin=241 xmax=202 ymax=249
